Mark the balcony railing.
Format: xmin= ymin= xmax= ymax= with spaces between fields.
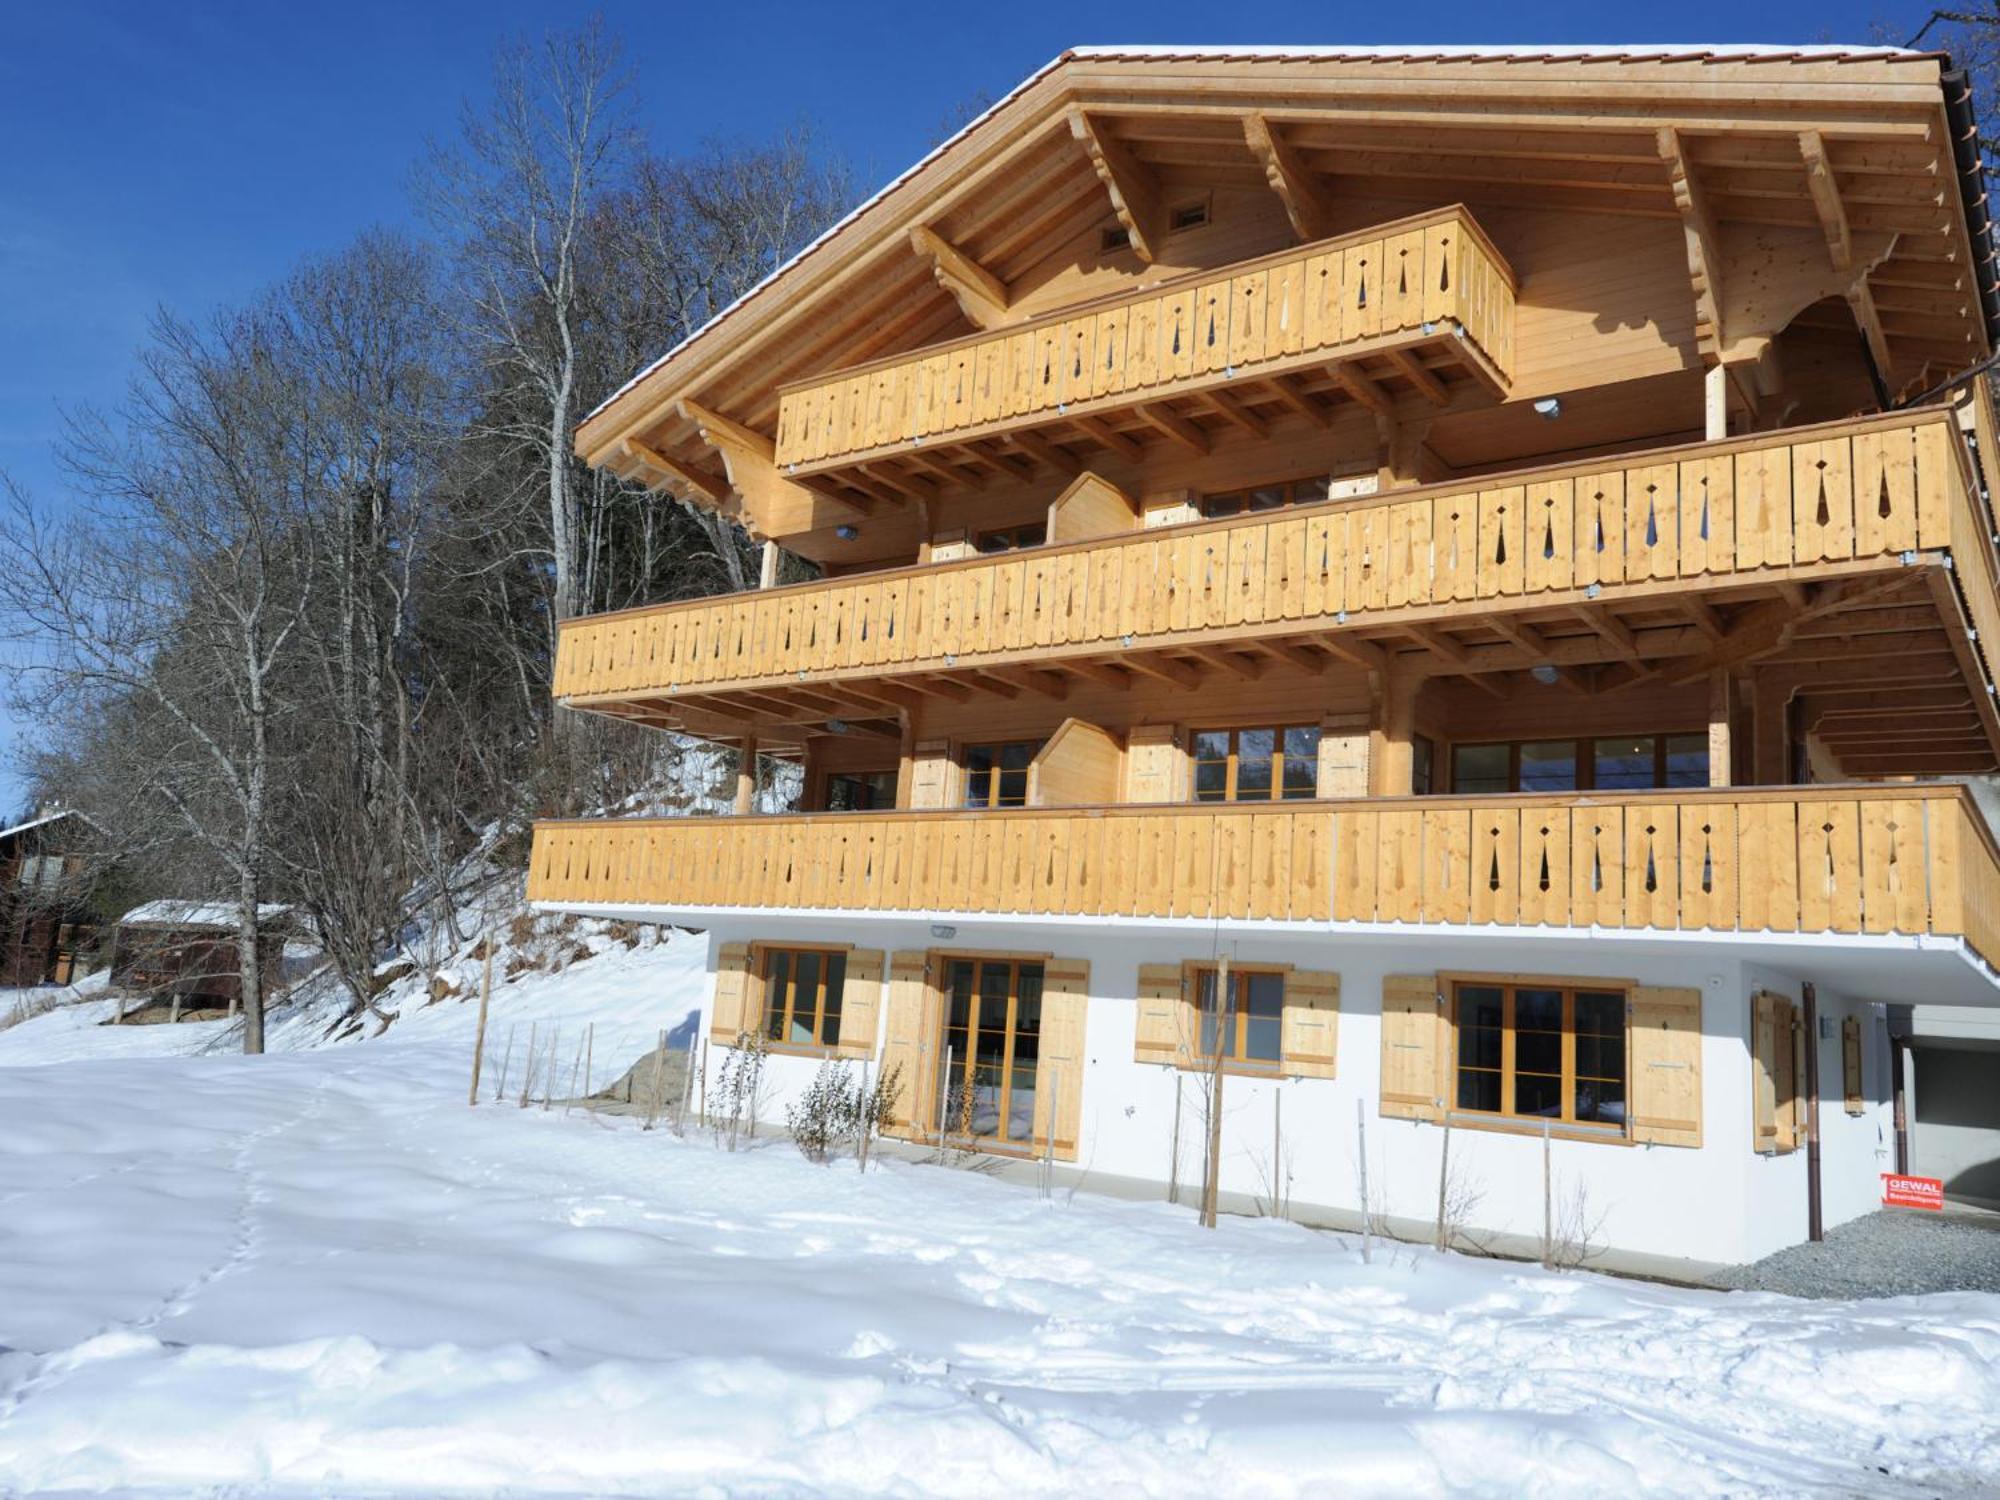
xmin=772 ymin=204 xmax=1514 ymax=476
xmin=529 ymin=785 xmax=2000 ymax=969
xmin=553 ymin=406 xmax=1981 ymax=706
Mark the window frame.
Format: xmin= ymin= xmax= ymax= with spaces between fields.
xmin=939 ymin=954 xmax=1049 ymax=1152
xmin=1189 ymin=723 xmax=1319 ymax=803
xmin=755 ymin=943 xmax=852 ymax=1053
xmin=974 ymin=521 xmax=1046 ymax=554
xmin=1444 ymin=732 xmax=1710 ymax=794
xmin=820 ymin=767 xmax=898 ymax=812
xmin=1187 ymin=961 xmax=1288 ymax=1071
xmin=961 ymin=740 xmax=1040 ymax=808
xmin=1197 ymin=475 xmax=1328 ymax=521
xmin=1446 ymin=975 xmax=1632 ymax=1140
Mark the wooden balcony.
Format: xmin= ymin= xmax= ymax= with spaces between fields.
xmin=771 ymin=205 xmax=1514 ymax=489
xmin=529 ymin=785 xmax=2000 ymax=970
xmin=556 ymin=405 xmax=2000 ymax=767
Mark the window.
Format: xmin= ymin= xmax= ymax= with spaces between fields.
xmin=1453 ymin=980 xmax=1627 ymax=1128
xmin=975 ymin=521 xmax=1046 ymax=554
xmin=1449 ymin=734 xmax=1709 ymax=793
xmin=824 ymin=770 xmax=896 ymax=811
xmin=943 ymin=958 xmax=1044 ymax=1145
xmin=14 ymin=855 xmax=62 ymax=894
xmin=1411 ymin=735 xmax=1436 ymax=796
xmin=1192 ymin=965 xmax=1285 ymax=1066
xmin=1198 ymin=476 xmax=1326 ymax=520
xmin=1169 ymin=198 xmax=1211 ymax=233
xmin=963 ymin=741 xmax=1037 ymax=807
xmin=760 ymin=947 xmax=847 ymax=1049
xmin=1192 ymin=725 xmax=1318 ymax=802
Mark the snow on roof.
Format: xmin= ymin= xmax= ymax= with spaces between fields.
xmin=0 ymin=808 xmax=82 ymax=843
xmin=582 ymin=42 xmax=1936 ymax=433
xmin=118 ymin=901 xmax=294 ymax=931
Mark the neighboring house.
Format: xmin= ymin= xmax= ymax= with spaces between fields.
xmin=0 ymin=808 xmax=100 ymax=987
xmin=530 ymin=46 xmax=2000 ymax=1268
xmin=109 ymin=902 xmax=293 ymax=1017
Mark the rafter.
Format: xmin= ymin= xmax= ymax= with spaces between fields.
xmin=1124 ymin=653 xmax=1203 ymax=690
xmin=908 ymin=224 xmax=1012 ymax=330
xmin=1134 ymin=403 xmax=1210 ymax=454
xmin=1201 ymin=387 xmax=1268 ymax=437
xmin=1075 ymin=414 xmax=1144 ymax=460
xmin=1330 ymin=363 xmax=1393 ymax=418
xmin=1386 ymin=349 xmax=1448 ymax=405
xmin=1243 ymin=111 xmax=1337 ymax=241
xmin=1069 ymin=108 xmax=1166 ymax=263
xmin=619 ymin=438 xmax=729 ymax=507
xmin=1798 ymin=129 xmax=1852 ymax=272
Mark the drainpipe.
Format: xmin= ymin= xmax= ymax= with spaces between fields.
xmin=1802 ymin=981 xmax=1824 ymax=1242
xmin=1891 ymin=1036 xmax=1911 ymax=1177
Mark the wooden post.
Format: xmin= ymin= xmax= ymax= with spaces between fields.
xmin=1541 ymin=1119 xmax=1554 ymax=1269
xmin=1433 ymin=1116 xmax=1452 ymax=1251
xmin=1704 ymin=361 xmax=1728 ymax=440
xmin=645 ymin=1029 xmax=667 ymax=1130
xmin=1369 ymin=669 xmax=1415 ymax=795
xmin=759 ymin=539 xmax=780 ymax=590
xmin=1200 ymin=953 xmax=1229 ymax=1230
xmin=542 ymin=1024 xmax=560 ymax=1111
xmin=1707 ymin=671 xmax=1734 ymax=788
xmin=169 ymin=993 xmax=182 ymax=1026
xmin=735 ymin=737 xmax=758 ymax=815
xmin=1356 ymin=1099 xmax=1371 ymax=1265
xmin=562 ymin=1035 xmax=583 ymax=1117
xmin=1168 ymin=1078 xmax=1183 ymax=1205
xmin=1271 ymin=1090 xmax=1283 ymax=1220
xmin=468 ymin=936 xmax=493 ymax=1107
xmin=494 ymin=1024 xmax=516 ymax=1104
xmin=1751 ymin=672 xmax=1790 ymax=785
xmin=518 ymin=1021 xmax=537 ymax=1107
xmin=1803 ymin=982 xmax=1824 ymax=1242
xmin=581 ymin=1022 xmax=595 ymax=1114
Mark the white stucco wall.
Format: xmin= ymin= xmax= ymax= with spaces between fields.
xmin=678 ymin=920 xmax=1913 ymax=1268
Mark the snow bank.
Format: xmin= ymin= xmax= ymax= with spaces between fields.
xmin=1 ymin=1005 xmax=1997 ymax=1495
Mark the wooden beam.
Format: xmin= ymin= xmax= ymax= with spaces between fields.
xmin=1799 ymin=129 xmax=1852 ymax=272
xmin=1124 ymin=653 xmax=1203 ymax=690
xmin=1201 ymin=387 xmax=1268 ymax=438
xmin=982 ymin=665 xmax=1070 ymax=700
xmin=1075 ymin=414 xmax=1143 ymax=460
xmin=1005 ymin=429 xmax=1083 ymax=476
xmin=1330 ymin=362 xmax=1394 ymax=418
xmin=1658 ymin=125 xmax=1726 ymax=356
xmin=1403 ymin=625 xmax=1506 ymax=697
xmin=1317 ymin=633 xmax=1388 ymax=675
xmin=1569 ymin=604 xmax=1642 ymax=663
xmin=1134 ymin=402 xmax=1210 ymax=454
xmin=1246 ymin=638 xmax=1329 ymax=675
xmin=908 ymin=224 xmax=1011 ymax=330
xmin=1267 ymin=376 xmax=1328 ymax=423
xmin=1056 ymin=659 xmax=1134 ymax=691
xmin=1069 ymin=109 xmax=1165 ymax=263
xmin=1386 ymin=349 xmax=1448 ymax=405
xmin=1848 ymin=278 xmax=1895 ymax=380
xmin=619 ymin=438 xmax=729 ymax=507
xmin=1184 ymin=645 xmax=1264 ymax=680
xmin=1242 ymin=112 xmax=1336 ymax=241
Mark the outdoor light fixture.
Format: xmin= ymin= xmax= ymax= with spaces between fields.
xmin=1530 ymin=664 xmax=1560 ymax=685
xmin=930 ymin=923 xmax=957 ymax=940
xmin=1533 ymin=397 xmax=1562 ymax=420
xmin=824 ymin=719 xmax=850 ymax=735
xmin=835 ymin=524 xmax=859 ymax=540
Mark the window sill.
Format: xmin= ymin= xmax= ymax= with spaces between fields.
xmin=1178 ymin=1059 xmax=1287 ymax=1079
xmin=1443 ymin=1112 xmax=1631 ymax=1146
xmin=756 ymin=1040 xmax=845 ymax=1060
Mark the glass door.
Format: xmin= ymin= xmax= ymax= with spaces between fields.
xmin=941 ymin=958 xmax=1045 ymax=1147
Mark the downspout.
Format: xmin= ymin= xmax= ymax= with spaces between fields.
xmin=1802 ymin=981 xmax=1824 ymax=1242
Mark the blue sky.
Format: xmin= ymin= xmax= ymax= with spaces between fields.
xmin=0 ymin=0 xmax=1915 ymax=808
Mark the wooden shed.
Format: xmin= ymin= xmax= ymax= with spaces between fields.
xmin=109 ymin=902 xmax=293 ymax=1018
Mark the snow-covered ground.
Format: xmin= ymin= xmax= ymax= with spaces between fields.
xmin=2 ymin=935 xmax=1998 ymax=1497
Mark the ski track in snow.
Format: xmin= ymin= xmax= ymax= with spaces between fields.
xmin=0 ymin=939 xmax=1994 ymax=1498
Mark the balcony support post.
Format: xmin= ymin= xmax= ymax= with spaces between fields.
xmin=1751 ymin=672 xmax=1793 ymax=785
xmin=1707 ymin=670 xmax=1734 ymax=787
xmin=735 ymin=737 xmax=758 ymax=816
xmin=1704 ymin=363 xmax=1728 ymax=441
xmin=759 ymin=541 xmax=780 ymax=590
xmin=1369 ymin=667 xmax=1418 ymax=795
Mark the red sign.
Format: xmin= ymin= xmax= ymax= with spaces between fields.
xmin=1882 ymin=1174 xmax=1945 ymax=1210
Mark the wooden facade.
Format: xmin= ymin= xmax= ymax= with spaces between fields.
xmin=0 ymin=811 xmax=98 ymax=988
xmin=535 ymin=45 xmax=2000 ymax=946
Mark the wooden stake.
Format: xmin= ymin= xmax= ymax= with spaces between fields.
xmin=562 ymin=1036 xmax=582 ymax=1117
xmin=1434 ymin=1116 xmax=1452 ymax=1252
xmin=581 ymin=1022 xmax=595 ymax=1114
xmin=468 ymin=936 xmax=493 ymax=1107
xmin=645 ymin=1029 xmax=666 ymax=1130
xmin=1168 ymin=1078 xmax=1183 ymax=1206
xmin=542 ymin=1025 xmax=560 ymax=1112
xmin=519 ymin=1021 xmax=538 ymax=1108
xmin=1200 ymin=953 xmax=1230 ymax=1230
xmin=1357 ymin=1099 xmax=1371 ymax=1265
xmin=1272 ymin=1090 xmax=1283 ymax=1220
xmin=494 ymin=1023 xmax=516 ymax=1104
xmin=1541 ymin=1119 xmax=1554 ymax=1269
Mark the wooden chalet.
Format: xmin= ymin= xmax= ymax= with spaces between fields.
xmin=1 ymin=809 xmax=99 ymax=988
xmin=530 ymin=45 xmax=2000 ymax=1268
xmin=107 ymin=902 xmax=292 ymax=1021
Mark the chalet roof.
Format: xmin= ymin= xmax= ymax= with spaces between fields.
xmin=0 ymin=808 xmax=91 ymax=846
xmin=118 ymin=901 xmax=293 ymax=932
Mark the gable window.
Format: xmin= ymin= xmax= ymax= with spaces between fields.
xmin=761 ymin=946 xmax=847 ymax=1049
xmin=1192 ymin=964 xmax=1284 ymax=1067
xmin=824 ymin=770 xmax=896 ymax=811
xmin=1448 ymin=734 xmax=1708 ymax=793
xmin=1199 ymin=476 xmax=1326 ymax=520
xmin=1192 ymin=725 xmax=1318 ymax=802
xmin=1169 ymin=198 xmax=1211 ymax=233
xmin=964 ymin=741 xmax=1037 ymax=807
xmin=975 ymin=521 xmax=1046 ymax=554
xmin=1453 ymin=980 xmax=1627 ymax=1127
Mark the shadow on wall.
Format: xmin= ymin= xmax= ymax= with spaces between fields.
xmin=1913 ymin=1044 xmax=2000 ymax=1205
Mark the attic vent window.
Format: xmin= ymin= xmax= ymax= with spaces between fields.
xmin=1169 ymin=199 xmax=1211 ymax=233
xmin=1100 ymin=225 xmax=1131 ymax=252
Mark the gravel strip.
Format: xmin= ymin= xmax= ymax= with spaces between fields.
xmin=1713 ymin=1208 xmax=2000 ymax=1299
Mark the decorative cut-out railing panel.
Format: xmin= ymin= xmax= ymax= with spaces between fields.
xmin=529 ymin=785 xmax=2000 ymax=968
xmin=553 ymin=408 xmax=1979 ymax=704
xmin=772 ymin=205 xmax=1514 ymax=473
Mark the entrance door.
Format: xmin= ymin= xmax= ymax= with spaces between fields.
xmin=941 ymin=957 xmax=1044 ymax=1148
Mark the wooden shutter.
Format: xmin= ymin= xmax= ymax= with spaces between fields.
xmin=1379 ymin=974 xmax=1444 ymax=1121
xmin=1842 ymin=1016 xmax=1865 ymax=1115
xmin=877 ymin=950 xmax=935 ymax=1139
xmin=1125 ymin=725 xmax=1183 ymax=803
xmin=1779 ymin=999 xmax=1802 ymax=1152
xmin=1134 ymin=962 xmax=1192 ymax=1065
xmin=1036 ymin=957 xmax=1089 ymax=1161
xmin=1280 ymin=969 xmax=1340 ymax=1079
xmin=1751 ymin=991 xmax=1799 ymax=1154
xmin=709 ymin=942 xmax=754 ymax=1041
xmin=1316 ymin=716 xmax=1370 ymax=798
xmin=835 ymin=948 xmax=884 ymax=1058
xmin=1628 ymin=986 xmax=1702 ymax=1147
xmin=908 ymin=740 xmax=954 ymax=808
